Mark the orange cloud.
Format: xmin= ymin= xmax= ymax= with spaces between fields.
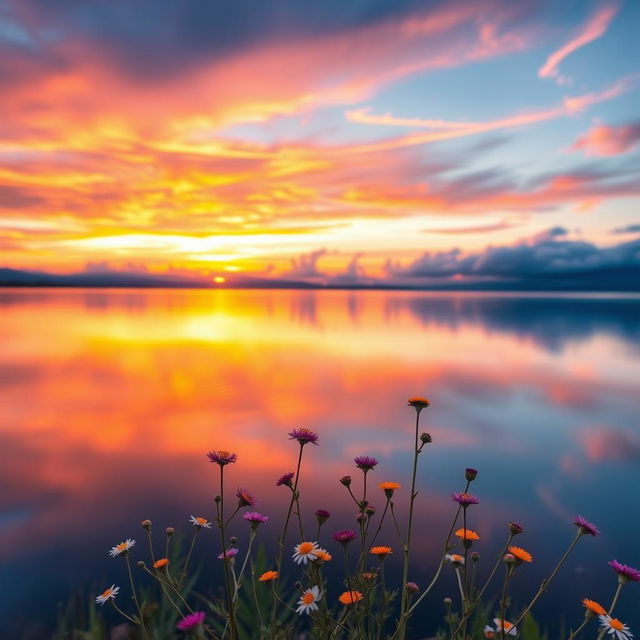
xmin=538 ymin=2 xmax=620 ymax=82
xmin=571 ymin=121 xmax=640 ymax=156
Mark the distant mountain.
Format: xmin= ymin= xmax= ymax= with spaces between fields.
xmin=0 ymin=266 xmax=638 ymax=291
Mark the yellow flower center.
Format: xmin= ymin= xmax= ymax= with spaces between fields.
xmin=610 ymin=619 xmax=624 ymax=631
xmin=298 ymin=542 xmax=315 ymax=554
xmin=302 ymin=592 xmax=315 ymax=605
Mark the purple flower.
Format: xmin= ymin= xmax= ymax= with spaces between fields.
xmin=574 ymin=515 xmax=600 ymax=537
xmin=465 ymin=468 xmax=478 ymax=481
xmin=509 ymin=522 xmax=524 ymax=536
xmin=609 ymin=560 xmax=640 ymax=584
xmin=332 ymin=530 xmax=358 ymax=546
xmin=243 ymin=511 xmax=268 ymax=526
xmin=339 ymin=475 xmax=352 ymax=487
xmin=236 ymin=488 xmax=256 ymax=507
xmin=354 ymin=456 xmax=378 ymax=471
xmin=218 ymin=548 xmax=239 ymax=560
xmin=315 ymin=509 xmax=330 ymax=523
xmin=176 ymin=611 xmax=205 ymax=631
xmin=276 ymin=472 xmax=295 ymax=487
xmin=288 ymin=427 xmax=319 ymax=446
xmin=451 ymin=492 xmax=479 ymax=507
xmin=406 ymin=582 xmax=420 ymax=593
xmin=207 ymin=450 xmax=237 ymax=466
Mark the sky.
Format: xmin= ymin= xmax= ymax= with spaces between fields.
xmin=1 ymin=0 xmax=640 ymax=286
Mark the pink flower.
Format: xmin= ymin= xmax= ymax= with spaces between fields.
xmin=218 ymin=548 xmax=239 ymax=559
xmin=176 ymin=611 xmax=205 ymax=631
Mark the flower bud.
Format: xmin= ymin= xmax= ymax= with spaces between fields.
xmin=136 ymin=560 xmax=145 ymax=568
xmin=444 ymin=597 xmax=452 ymax=606
xmin=465 ymin=468 xmax=478 ymax=482
xmin=405 ymin=581 xmax=420 ymax=593
xmin=420 ymin=432 xmax=432 ymax=444
xmin=471 ymin=551 xmax=480 ymax=562
xmin=340 ymin=475 xmax=352 ymax=487
xmin=365 ymin=505 xmax=376 ymax=516
xmin=141 ymin=519 xmax=152 ymax=530
xmin=503 ymin=553 xmax=515 ymax=565
xmin=315 ymin=509 xmax=330 ymax=524
xmin=230 ymin=536 xmax=237 ymax=544
xmin=509 ymin=522 xmax=524 ymax=536
xmin=214 ymin=495 xmax=221 ymax=503
xmin=165 ymin=527 xmax=175 ymax=536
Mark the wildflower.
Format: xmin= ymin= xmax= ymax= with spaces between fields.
xmin=332 ymin=530 xmax=358 ymax=546
xmin=609 ymin=560 xmax=640 ymax=584
xmin=276 ymin=472 xmax=295 ymax=487
xmin=362 ymin=572 xmax=377 ymax=581
xmin=292 ymin=541 xmax=320 ymax=565
xmin=189 ymin=516 xmax=212 ymax=529
xmin=484 ymin=618 xmax=517 ymax=637
xmin=599 ymin=615 xmax=634 ymax=640
xmin=165 ymin=527 xmax=175 ymax=536
xmin=370 ymin=546 xmax=393 ymax=560
xmin=243 ymin=511 xmax=268 ymax=527
xmin=176 ymin=611 xmax=206 ymax=631
xmin=454 ymin=528 xmax=479 ymax=541
xmin=354 ymin=455 xmax=378 ymax=471
xmin=339 ymin=590 xmax=363 ymax=605
xmin=406 ymin=582 xmax=420 ymax=593
xmin=583 ymin=599 xmax=607 ymax=617
xmin=207 ymin=450 xmax=237 ymax=466
xmin=141 ymin=519 xmax=152 ymax=530
xmin=109 ymin=539 xmax=135 ymax=558
xmin=379 ymin=481 xmax=400 ymax=498
xmin=365 ymin=504 xmax=376 ymax=516
xmin=465 ymin=468 xmax=478 ymax=481
xmin=339 ymin=475 xmax=352 ymax=487
xmin=259 ymin=571 xmax=278 ymax=582
xmin=445 ymin=553 xmax=465 ymax=566
xmin=218 ymin=548 xmax=239 ymax=559
xmin=408 ymin=397 xmax=430 ymax=411
xmin=420 ymin=432 xmax=432 ymax=444
xmin=153 ymin=558 xmax=169 ymax=569
xmin=509 ymin=522 xmax=524 ymax=536
xmin=315 ymin=509 xmax=330 ymax=524
xmin=508 ymin=545 xmax=533 ymax=563
xmin=296 ymin=586 xmax=322 ymax=615
xmin=95 ymin=585 xmax=119 ymax=605
xmin=574 ymin=516 xmax=600 ymax=537
xmin=452 ymin=492 xmax=479 ymax=507
xmin=471 ymin=551 xmax=480 ymax=562
xmin=288 ymin=427 xmax=319 ymax=446
xmin=313 ymin=548 xmax=332 ymax=562
xmin=236 ymin=488 xmax=256 ymax=507
xmin=503 ymin=554 xmax=515 ymax=565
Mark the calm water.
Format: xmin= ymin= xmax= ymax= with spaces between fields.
xmin=1 ymin=288 xmax=639 ymax=637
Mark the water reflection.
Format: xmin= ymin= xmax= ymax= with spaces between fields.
xmin=1 ymin=289 xmax=639 ymax=637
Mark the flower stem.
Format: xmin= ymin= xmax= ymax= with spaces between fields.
xmin=125 ymin=554 xmax=150 ymax=639
xmin=180 ymin=527 xmax=199 ymax=587
xmin=218 ymin=465 xmax=239 ymax=640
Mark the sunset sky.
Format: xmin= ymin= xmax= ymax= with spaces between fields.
xmin=1 ymin=0 xmax=640 ymax=284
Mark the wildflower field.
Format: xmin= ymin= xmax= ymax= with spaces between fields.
xmin=84 ymin=397 xmax=639 ymax=640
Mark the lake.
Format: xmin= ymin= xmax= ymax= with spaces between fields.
xmin=1 ymin=288 xmax=639 ymax=638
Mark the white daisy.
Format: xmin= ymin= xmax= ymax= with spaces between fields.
xmin=296 ymin=585 xmax=322 ymax=615
xmin=485 ymin=618 xmax=517 ymax=637
xmin=445 ymin=553 xmax=465 ymax=566
xmin=109 ymin=538 xmax=136 ymax=558
xmin=292 ymin=541 xmax=319 ymax=565
xmin=599 ymin=615 xmax=634 ymax=640
xmin=189 ymin=516 xmax=212 ymax=528
xmin=96 ymin=585 xmax=119 ymax=605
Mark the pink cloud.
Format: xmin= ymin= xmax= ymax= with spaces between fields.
xmin=571 ymin=121 xmax=640 ymax=156
xmin=538 ymin=2 xmax=620 ymax=81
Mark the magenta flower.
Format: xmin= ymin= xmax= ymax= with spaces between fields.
xmin=574 ymin=515 xmax=600 ymax=537
xmin=406 ymin=581 xmax=420 ymax=593
xmin=243 ymin=511 xmax=268 ymax=526
xmin=354 ymin=456 xmax=378 ymax=471
xmin=176 ymin=611 xmax=205 ymax=631
xmin=236 ymin=488 xmax=256 ymax=507
xmin=609 ymin=560 xmax=640 ymax=583
xmin=276 ymin=472 xmax=295 ymax=487
xmin=207 ymin=450 xmax=237 ymax=466
xmin=452 ymin=492 xmax=479 ymax=507
xmin=509 ymin=522 xmax=524 ymax=536
xmin=332 ymin=530 xmax=358 ymax=546
xmin=465 ymin=468 xmax=478 ymax=481
xmin=288 ymin=427 xmax=319 ymax=445
xmin=339 ymin=475 xmax=352 ymax=487
xmin=218 ymin=548 xmax=239 ymax=559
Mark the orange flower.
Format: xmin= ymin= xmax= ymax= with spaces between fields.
xmin=379 ymin=482 xmax=401 ymax=491
xmin=408 ymin=397 xmax=430 ymax=410
xmin=508 ymin=546 xmax=533 ymax=563
xmin=313 ymin=549 xmax=332 ymax=562
xmin=455 ymin=528 xmax=480 ymax=541
xmin=370 ymin=546 xmax=393 ymax=559
xmin=339 ymin=590 xmax=363 ymax=605
xmin=583 ymin=599 xmax=606 ymax=616
xmin=258 ymin=571 xmax=278 ymax=582
xmin=153 ymin=558 xmax=169 ymax=569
